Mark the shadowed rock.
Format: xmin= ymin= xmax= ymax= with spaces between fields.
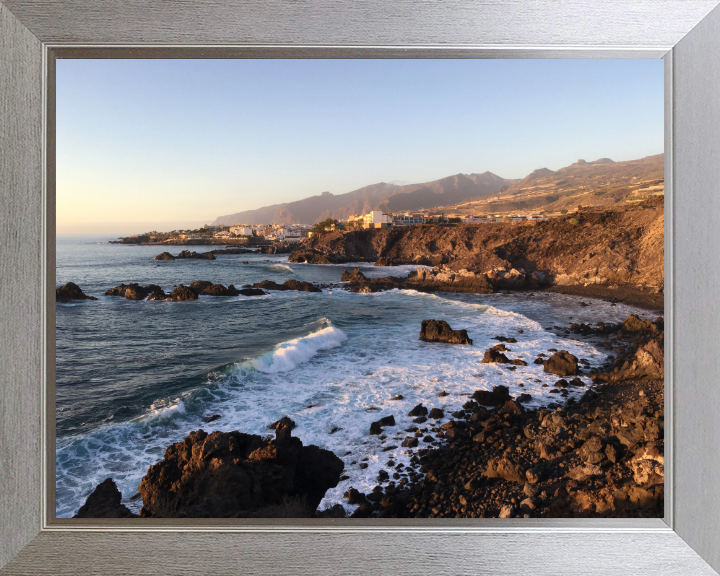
xmin=56 ymin=282 xmax=97 ymax=301
xmin=543 ymin=350 xmax=579 ymax=376
xmin=138 ymin=427 xmax=344 ymax=518
xmin=419 ymin=320 xmax=472 ymax=345
xmin=74 ymin=478 xmax=137 ymax=518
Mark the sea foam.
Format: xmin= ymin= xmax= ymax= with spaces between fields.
xmin=245 ymin=323 xmax=348 ymax=374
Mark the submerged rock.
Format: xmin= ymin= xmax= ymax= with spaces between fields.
xmin=253 ymin=279 xmax=322 ymax=292
xmin=419 ymin=319 xmax=472 ymax=345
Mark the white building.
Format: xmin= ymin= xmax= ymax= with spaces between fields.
xmin=392 ymin=213 xmax=425 ymax=226
xmin=230 ymin=226 xmax=253 ymax=236
xmin=363 ymin=211 xmax=391 ymax=229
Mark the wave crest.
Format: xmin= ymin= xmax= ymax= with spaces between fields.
xmin=246 ymin=323 xmax=348 ymax=374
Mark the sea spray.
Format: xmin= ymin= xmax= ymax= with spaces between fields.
xmin=246 ymin=324 xmax=348 ymax=373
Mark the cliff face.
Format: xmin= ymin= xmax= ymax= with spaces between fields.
xmin=291 ymin=198 xmax=664 ymax=292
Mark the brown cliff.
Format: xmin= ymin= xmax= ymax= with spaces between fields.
xmin=292 ymin=199 xmax=663 ymax=294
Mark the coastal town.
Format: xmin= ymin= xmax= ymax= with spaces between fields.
xmin=117 ymin=209 xmax=555 ymax=245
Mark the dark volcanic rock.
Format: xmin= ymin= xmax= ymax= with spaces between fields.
xmin=177 ymin=250 xmax=215 ymax=260
xmin=419 ymin=320 xmax=472 ymax=345
xmin=138 ymin=427 xmax=344 ymax=518
xmin=253 ymin=279 xmax=322 ymax=293
xmin=408 ymin=404 xmax=429 ymax=417
xmin=472 ymin=385 xmax=511 ymax=406
xmin=341 ymin=268 xmax=368 ymax=283
xmin=56 ymin=282 xmax=97 ymax=301
xmin=481 ymin=348 xmax=510 ymax=364
xmin=154 ymin=252 xmax=176 ymax=260
xmin=369 ymin=415 xmax=396 ymax=435
xmin=238 ymin=288 xmax=267 ymax=297
xmin=105 ymin=283 xmax=165 ymax=300
xmin=202 ymin=283 xmax=241 ymax=296
xmin=543 ymin=350 xmax=580 ymax=376
xmin=428 ymin=408 xmax=444 ymax=420
xmin=74 ymin=478 xmax=137 ymax=518
xmin=165 ymin=284 xmax=198 ymax=301
xmin=189 ymin=280 xmax=213 ymax=294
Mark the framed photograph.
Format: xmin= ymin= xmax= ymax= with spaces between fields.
xmin=2 ymin=1 xmax=720 ymax=574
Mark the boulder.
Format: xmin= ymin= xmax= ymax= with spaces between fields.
xmin=74 ymin=478 xmax=137 ymax=518
xmin=428 ymin=408 xmax=444 ymax=419
xmin=566 ymin=463 xmax=604 ymax=482
xmin=369 ymin=415 xmax=396 ymax=435
xmin=56 ymin=282 xmax=97 ymax=301
xmin=543 ymin=351 xmax=579 ymax=376
xmin=628 ymin=442 xmax=664 ymax=486
xmin=408 ymin=404 xmax=428 ymax=417
xmin=472 ymin=385 xmax=511 ymax=406
xmin=419 ymin=320 xmax=472 ymax=345
xmin=483 ymin=457 xmax=526 ymax=483
xmin=481 ymin=348 xmax=510 ymax=364
xmin=341 ymin=268 xmax=368 ymax=283
xmin=154 ymin=252 xmax=175 ymax=260
xmin=138 ymin=427 xmax=344 ymax=518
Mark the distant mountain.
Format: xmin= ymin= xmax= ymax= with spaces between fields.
xmin=431 ymin=154 xmax=664 ymax=215
xmin=212 ymin=172 xmax=515 ymax=226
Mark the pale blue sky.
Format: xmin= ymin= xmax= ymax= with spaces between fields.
xmin=57 ymin=59 xmax=664 ymax=234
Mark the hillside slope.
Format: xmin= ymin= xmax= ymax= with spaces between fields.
xmin=434 ymin=154 xmax=664 ymax=216
xmin=290 ymin=198 xmax=664 ymax=292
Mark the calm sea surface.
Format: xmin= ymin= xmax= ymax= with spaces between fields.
xmin=55 ymin=234 xmax=655 ymax=517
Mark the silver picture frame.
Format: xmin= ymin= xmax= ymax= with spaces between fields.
xmin=2 ymin=1 xmax=719 ymax=573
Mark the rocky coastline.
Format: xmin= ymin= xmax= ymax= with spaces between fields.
xmin=292 ymin=199 xmax=664 ymax=306
xmin=341 ymin=313 xmax=664 ymax=519
xmin=73 ymin=311 xmax=664 ymax=520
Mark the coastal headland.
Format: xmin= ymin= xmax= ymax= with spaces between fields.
xmin=294 ymin=198 xmax=664 ymax=310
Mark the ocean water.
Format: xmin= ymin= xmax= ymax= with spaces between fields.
xmin=55 ymin=234 xmax=657 ymax=518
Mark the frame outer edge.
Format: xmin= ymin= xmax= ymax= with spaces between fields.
xmin=671 ymin=3 xmax=720 ymax=573
xmin=1 ymin=0 xmax=719 ymax=574
xmin=0 ymin=1 xmax=44 ymax=570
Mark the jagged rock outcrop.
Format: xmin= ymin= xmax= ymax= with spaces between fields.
xmin=138 ymin=425 xmax=344 ymax=518
xmin=56 ymin=282 xmax=97 ymax=301
xmin=73 ymin=478 xmax=137 ymax=518
xmin=341 ymin=268 xmax=368 ymax=283
xmin=607 ymin=340 xmax=664 ymax=382
xmin=154 ymin=252 xmax=175 ymax=260
xmin=419 ymin=320 xmax=472 ymax=345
